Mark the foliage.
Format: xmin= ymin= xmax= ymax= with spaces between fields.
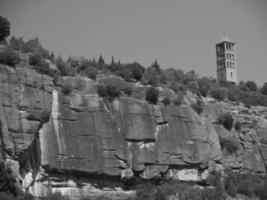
xmin=162 ymin=97 xmax=170 ymax=106
xmin=257 ymin=181 xmax=267 ymax=200
xmin=97 ymin=81 xmax=121 ymax=99
xmin=234 ymin=121 xmax=241 ymax=131
xmin=174 ymin=95 xmax=183 ymax=105
xmin=191 ymin=99 xmax=203 ymax=115
xmin=210 ymin=86 xmax=227 ymax=101
xmin=98 ymin=55 xmax=105 ymax=65
xmin=121 ymin=84 xmax=133 ymax=96
xmin=55 ymin=56 xmax=72 ymax=76
xmin=0 ymin=48 xmax=20 ymax=67
xmin=262 ymin=82 xmax=267 ymax=96
xmin=224 ymin=170 xmax=266 ymax=198
xmin=225 ymin=178 xmax=237 ymax=197
xmin=0 ymin=16 xmax=10 ymax=41
xmin=198 ymin=77 xmax=212 ymax=97
xmin=220 ymin=136 xmax=239 ymax=154
xmin=227 ymin=86 xmax=238 ymax=102
xmin=145 ymin=87 xmax=159 ymax=104
xmin=218 ymin=113 xmax=233 ymax=131
xmin=0 ymin=162 xmax=18 ymax=198
xmin=9 ymin=36 xmax=51 ymax=60
xmin=41 ymin=192 xmax=70 ymax=200
xmin=141 ymin=60 xmax=166 ymax=86
xmin=61 ymin=83 xmax=72 ymax=95
xmin=135 ymin=180 xmax=227 ymax=200
xmin=244 ymin=80 xmax=257 ymax=92
xmin=29 ymin=53 xmax=56 ymax=77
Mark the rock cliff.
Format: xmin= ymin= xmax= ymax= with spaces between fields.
xmin=0 ymin=64 xmax=266 ymax=199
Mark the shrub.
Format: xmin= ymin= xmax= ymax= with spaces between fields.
xmin=261 ymin=83 xmax=267 ymax=96
xmin=0 ymin=16 xmax=10 ymax=41
xmin=97 ymin=82 xmax=120 ymax=98
xmin=234 ymin=121 xmax=241 ymax=131
xmin=121 ymin=84 xmax=133 ymax=96
xmin=29 ymin=53 xmax=56 ymax=77
xmin=257 ymin=181 xmax=267 ymax=200
xmin=210 ymin=87 xmax=227 ymax=101
xmin=198 ymin=77 xmax=212 ymax=97
xmin=218 ymin=113 xmax=233 ymax=131
xmin=84 ymin=67 xmax=97 ymax=80
xmin=141 ymin=61 xmax=166 ymax=86
xmin=145 ymin=87 xmax=159 ymax=104
xmin=225 ymin=178 xmax=237 ymax=197
xmin=135 ymin=183 xmax=156 ymax=200
xmin=0 ymin=162 xmax=18 ymax=198
xmin=191 ymin=99 xmax=203 ymax=115
xmin=227 ymin=87 xmax=238 ymax=102
xmin=174 ymin=95 xmax=183 ymax=105
xmin=41 ymin=192 xmax=70 ymax=200
xmin=162 ymin=97 xmax=170 ymax=106
xmin=55 ymin=56 xmax=71 ymax=76
xmin=220 ymin=136 xmax=239 ymax=154
xmin=61 ymin=83 xmax=72 ymax=95
xmin=244 ymin=81 xmax=257 ymax=92
xmin=0 ymin=48 xmax=20 ymax=67
xmin=224 ymin=170 xmax=265 ymax=199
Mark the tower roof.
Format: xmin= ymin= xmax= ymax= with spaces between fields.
xmin=217 ymin=36 xmax=235 ymax=44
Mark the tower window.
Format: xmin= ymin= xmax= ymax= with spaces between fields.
xmin=230 ymin=72 xmax=233 ymax=78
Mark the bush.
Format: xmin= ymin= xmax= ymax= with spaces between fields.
xmin=257 ymin=181 xmax=267 ymax=200
xmin=261 ymin=83 xmax=267 ymax=96
xmin=29 ymin=53 xmax=56 ymax=77
xmin=174 ymin=95 xmax=183 ymax=105
xmin=210 ymin=87 xmax=227 ymax=101
xmin=227 ymin=87 xmax=238 ymax=102
xmin=198 ymin=77 xmax=212 ymax=97
xmin=224 ymin=170 xmax=266 ymax=199
xmin=41 ymin=192 xmax=70 ymax=200
xmin=84 ymin=67 xmax=97 ymax=80
xmin=162 ymin=97 xmax=170 ymax=106
xmin=0 ymin=16 xmax=10 ymax=41
xmin=61 ymin=83 xmax=72 ymax=95
xmin=225 ymin=178 xmax=237 ymax=197
xmin=145 ymin=87 xmax=159 ymax=104
xmin=141 ymin=61 xmax=166 ymax=86
xmin=218 ymin=113 xmax=233 ymax=131
xmin=234 ymin=121 xmax=241 ymax=131
xmin=55 ymin=56 xmax=71 ymax=76
xmin=121 ymin=84 xmax=132 ymax=96
xmin=97 ymin=82 xmax=120 ymax=99
xmin=220 ymin=136 xmax=239 ymax=154
xmin=191 ymin=99 xmax=203 ymax=115
xmin=0 ymin=48 xmax=20 ymax=67
xmin=244 ymin=81 xmax=257 ymax=92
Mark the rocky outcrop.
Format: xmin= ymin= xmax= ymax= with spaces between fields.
xmin=0 ymin=64 xmax=267 ymax=199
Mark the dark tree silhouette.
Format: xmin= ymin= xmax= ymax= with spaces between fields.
xmin=98 ymin=55 xmax=105 ymax=65
xmin=0 ymin=16 xmax=10 ymax=42
xmin=261 ymin=82 xmax=267 ymax=95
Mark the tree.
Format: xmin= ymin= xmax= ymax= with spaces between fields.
xmin=261 ymin=82 xmax=267 ymax=95
xmin=98 ymin=55 xmax=105 ymax=65
xmin=145 ymin=87 xmax=159 ymax=104
xmin=9 ymin=36 xmax=25 ymax=51
xmin=0 ymin=16 xmax=10 ymax=41
xmin=244 ymin=80 xmax=257 ymax=91
xmin=0 ymin=48 xmax=20 ymax=67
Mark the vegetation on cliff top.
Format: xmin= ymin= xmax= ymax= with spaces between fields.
xmin=0 ymin=16 xmax=267 ymax=108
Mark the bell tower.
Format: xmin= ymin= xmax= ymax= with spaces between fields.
xmin=216 ymin=35 xmax=237 ymax=84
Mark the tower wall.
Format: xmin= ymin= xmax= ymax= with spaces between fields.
xmin=216 ymin=37 xmax=237 ymax=84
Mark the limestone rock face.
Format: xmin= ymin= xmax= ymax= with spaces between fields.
xmin=1 ymin=64 xmax=267 ymax=199
xmin=0 ymin=65 xmax=53 ymax=160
